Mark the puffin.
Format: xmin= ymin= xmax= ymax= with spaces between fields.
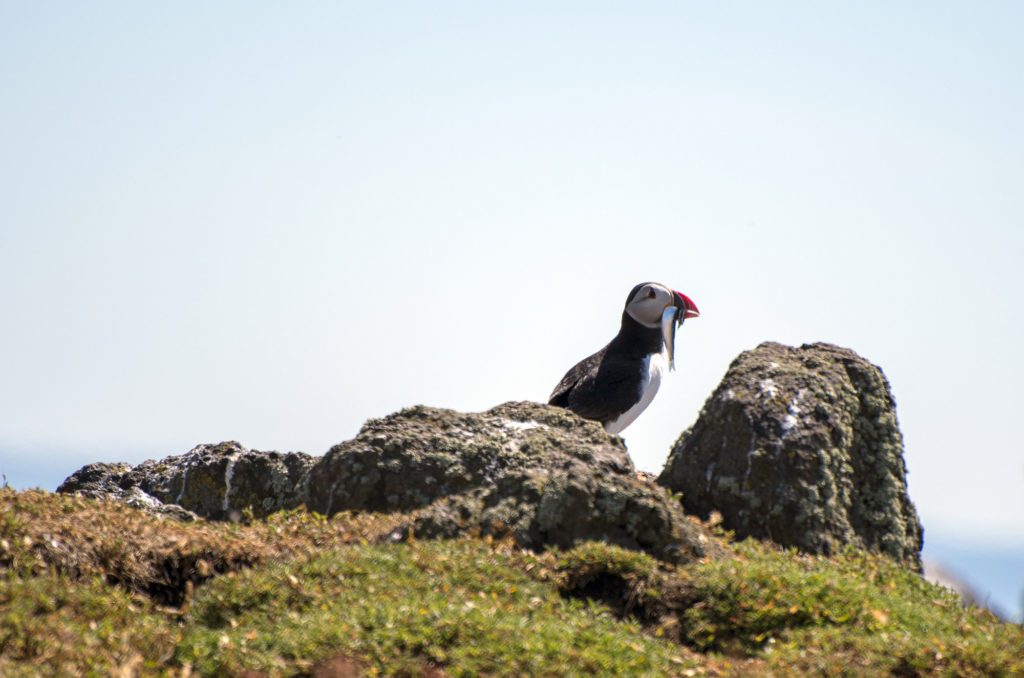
xmin=548 ymin=282 xmax=699 ymax=434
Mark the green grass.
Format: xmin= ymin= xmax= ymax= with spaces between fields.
xmin=681 ymin=541 xmax=1024 ymax=676
xmin=0 ymin=571 xmax=179 ymax=677
xmin=177 ymin=539 xmax=694 ymax=676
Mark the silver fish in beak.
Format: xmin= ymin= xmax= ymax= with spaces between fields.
xmin=662 ymin=291 xmax=700 ymax=371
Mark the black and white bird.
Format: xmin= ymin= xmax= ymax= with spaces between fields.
xmin=548 ymin=282 xmax=699 ymax=434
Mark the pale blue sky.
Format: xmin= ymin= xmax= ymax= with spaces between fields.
xmin=2 ymin=3 xmax=1022 ymax=615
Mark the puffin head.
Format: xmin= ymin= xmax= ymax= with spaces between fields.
xmin=623 ymin=282 xmax=699 ymax=370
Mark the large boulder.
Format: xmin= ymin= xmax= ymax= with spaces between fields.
xmin=58 ymin=442 xmax=316 ymax=521
xmin=658 ymin=342 xmax=923 ymax=568
xmin=307 ymin=402 xmax=718 ymax=563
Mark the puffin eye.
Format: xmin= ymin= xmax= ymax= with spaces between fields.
xmin=646 ymin=289 xmax=657 ymax=299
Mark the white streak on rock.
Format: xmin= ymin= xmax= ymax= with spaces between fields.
xmin=500 ymin=419 xmax=543 ymax=432
xmin=743 ymin=449 xmax=755 ymax=486
xmin=781 ymin=389 xmax=808 ymax=433
xmin=176 ymin=465 xmax=189 ymax=505
xmin=223 ymin=451 xmax=242 ymax=513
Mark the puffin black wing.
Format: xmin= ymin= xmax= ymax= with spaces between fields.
xmin=548 ymin=344 xmax=646 ymax=425
xmin=548 ymin=348 xmax=605 ymax=411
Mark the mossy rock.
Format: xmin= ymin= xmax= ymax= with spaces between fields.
xmin=58 ymin=402 xmax=719 ymax=563
xmin=658 ymin=342 xmax=923 ymax=568
xmin=59 ymin=442 xmax=315 ymax=521
xmin=307 ymin=402 xmax=720 ymax=563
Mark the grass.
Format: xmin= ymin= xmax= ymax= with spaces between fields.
xmin=0 ymin=571 xmax=179 ymax=677
xmin=178 ymin=539 xmax=694 ymax=676
xmin=680 ymin=541 xmax=1024 ymax=676
xmin=2 ymin=487 xmax=1023 ymax=676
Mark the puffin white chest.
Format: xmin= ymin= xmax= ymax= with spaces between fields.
xmin=604 ymin=348 xmax=668 ymax=434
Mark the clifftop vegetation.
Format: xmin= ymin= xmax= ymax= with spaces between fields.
xmin=3 ymin=487 xmax=1021 ymax=676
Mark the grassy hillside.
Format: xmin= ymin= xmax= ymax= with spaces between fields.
xmin=2 ymin=487 xmax=1021 ymax=676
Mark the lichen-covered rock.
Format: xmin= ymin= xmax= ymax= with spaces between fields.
xmin=658 ymin=342 xmax=923 ymax=568
xmin=57 ymin=403 xmax=721 ymax=563
xmin=307 ymin=402 xmax=718 ymax=563
xmin=58 ymin=442 xmax=315 ymax=521
xmin=56 ymin=462 xmax=201 ymax=521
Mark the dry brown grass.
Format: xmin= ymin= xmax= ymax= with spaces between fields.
xmin=1 ymin=487 xmax=406 ymax=606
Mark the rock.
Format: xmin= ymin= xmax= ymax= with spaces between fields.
xmin=58 ymin=442 xmax=316 ymax=521
xmin=57 ymin=403 xmax=719 ymax=564
xmin=658 ymin=342 xmax=923 ymax=568
xmin=119 ymin=486 xmax=201 ymax=522
xmin=56 ymin=462 xmax=201 ymax=521
xmin=309 ymin=401 xmax=719 ymax=563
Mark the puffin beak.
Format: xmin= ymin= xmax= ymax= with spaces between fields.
xmin=674 ymin=291 xmax=700 ymax=320
xmin=661 ymin=291 xmax=699 ymax=372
